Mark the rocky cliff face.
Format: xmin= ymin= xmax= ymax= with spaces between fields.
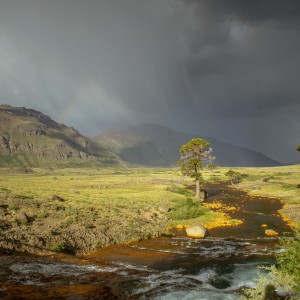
xmin=0 ymin=105 xmax=118 ymax=167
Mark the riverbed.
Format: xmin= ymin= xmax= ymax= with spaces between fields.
xmin=0 ymin=183 xmax=292 ymax=299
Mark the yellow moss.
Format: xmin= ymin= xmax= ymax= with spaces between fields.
xmin=279 ymin=209 xmax=297 ymax=228
xmin=265 ymin=229 xmax=279 ymax=236
xmin=203 ymin=201 xmax=238 ymax=213
xmin=176 ymin=224 xmax=184 ymax=229
xmin=205 ymin=211 xmax=243 ymax=229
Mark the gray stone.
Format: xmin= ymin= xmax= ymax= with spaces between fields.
xmin=158 ymin=205 xmax=171 ymax=212
xmin=16 ymin=212 xmax=29 ymax=224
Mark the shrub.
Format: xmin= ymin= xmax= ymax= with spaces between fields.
xmin=241 ymin=228 xmax=300 ymax=299
xmin=225 ymin=170 xmax=242 ymax=184
xmin=276 ymin=229 xmax=300 ymax=291
xmin=169 ymin=198 xmax=205 ymax=220
xmin=49 ymin=242 xmax=66 ymax=253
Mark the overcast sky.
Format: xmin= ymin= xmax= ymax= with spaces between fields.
xmin=0 ymin=0 xmax=299 ymax=164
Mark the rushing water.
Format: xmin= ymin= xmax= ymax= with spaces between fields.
xmin=0 ymin=183 xmax=292 ymax=299
xmin=1 ymin=237 xmax=277 ymax=299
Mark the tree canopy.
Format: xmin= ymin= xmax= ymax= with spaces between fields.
xmin=225 ymin=169 xmax=242 ymax=185
xmin=178 ymin=138 xmax=215 ymax=199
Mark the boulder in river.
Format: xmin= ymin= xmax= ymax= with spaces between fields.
xmin=186 ymin=224 xmax=206 ymax=239
xmin=265 ymin=229 xmax=279 ymax=236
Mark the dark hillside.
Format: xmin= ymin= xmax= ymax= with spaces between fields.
xmin=0 ymin=105 xmax=118 ymax=167
xmin=93 ymin=123 xmax=280 ymax=167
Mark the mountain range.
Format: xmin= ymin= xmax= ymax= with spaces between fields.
xmin=0 ymin=105 xmax=280 ymax=167
xmin=93 ymin=124 xmax=280 ymax=167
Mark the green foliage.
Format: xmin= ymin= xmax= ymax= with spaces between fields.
xmin=225 ymin=169 xmax=242 ymax=183
xmin=169 ymin=198 xmax=205 ymax=220
xmin=276 ymin=229 xmax=300 ymax=291
xmin=241 ymin=229 xmax=300 ymax=300
xmin=241 ymin=265 xmax=298 ymax=300
xmin=297 ymin=145 xmax=300 ymax=151
xmin=49 ymin=242 xmax=66 ymax=253
xmin=207 ymin=163 xmax=217 ymax=172
xmin=178 ymin=138 xmax=214 ymax=181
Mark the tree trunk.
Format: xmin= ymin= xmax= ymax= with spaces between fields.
xmin=196 ymin=179 xmax=200 ymax=199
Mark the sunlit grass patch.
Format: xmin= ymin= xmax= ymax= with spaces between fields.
xmin=218 ymin=165 xmax=300 ymax=225
xmin=0 ymin=164 xmax=299 ymax=253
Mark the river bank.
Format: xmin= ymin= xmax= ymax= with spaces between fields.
xmin=0 ymin=179 xmax=293 ymax=299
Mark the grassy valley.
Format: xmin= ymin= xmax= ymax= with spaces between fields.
xmin=0 ymin=167 xmax=213 ymax=254
xmin=0 ymin=165 xmax=299 ymax=255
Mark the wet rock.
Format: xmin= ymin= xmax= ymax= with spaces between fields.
xmin=265 ymin=229 xmax=279 ymax=236
xmin=15 ymin=212 xmax=29 ymax=224
xmin=186 ymin=224 xmax=206 ymax=239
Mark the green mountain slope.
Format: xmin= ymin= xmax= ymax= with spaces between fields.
xmin=93 ymin=124 xmax=281 ymax=167
xmin=0 ymin=105 xmax=118 ymax=167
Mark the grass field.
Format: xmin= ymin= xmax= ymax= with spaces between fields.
xmin=0 ymin=167 xmax=215 ymax=253
xmin=231 ymin=165 xmax=300 ymax=226
xmin=0 ymin=165 xmax=299 ymax=254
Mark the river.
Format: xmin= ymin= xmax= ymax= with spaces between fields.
xmin=0 ymin=183 xmax=292 ymax=299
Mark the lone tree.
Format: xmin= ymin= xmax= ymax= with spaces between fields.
xmin=178 ymin=138 xmax=215 ymax=200
xmin=225 ymin=169 xmax=242 ymax=185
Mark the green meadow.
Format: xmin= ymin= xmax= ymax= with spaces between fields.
xmin=0 ymin=165 xmax=299 ymax=254
xmin=0 ymin=167 xmax=213 ymax=253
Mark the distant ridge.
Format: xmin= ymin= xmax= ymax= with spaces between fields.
xmin=93 ymin=123 xmax=281 ymax=167
xmin=0 ymin=104 xmax=119 ymax=167
xmin=0 ymin=106 xmax=281 ymax=168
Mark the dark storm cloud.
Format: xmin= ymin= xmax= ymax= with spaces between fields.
xmin=184 ymin=0 xmax=300 ymax=24
xmin=0 ymin=0 xmax=299 ymax=163
xmin=178 ymin=0 xmax=300 ymax=163
xmin=181 ymin=0 xmax=300 ymax=113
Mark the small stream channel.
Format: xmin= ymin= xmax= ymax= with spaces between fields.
xmin=0 ymin=183 xmax=292 ymax=299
